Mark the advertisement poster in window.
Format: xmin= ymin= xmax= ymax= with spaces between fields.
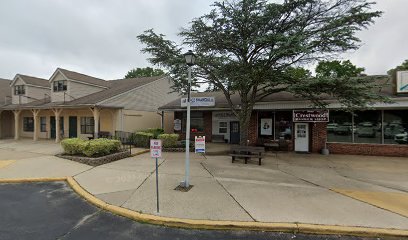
xmin=260 ymin=118 xmax=273 ymax=135
xmin=174 ymin=119 xmax=181 ymax=131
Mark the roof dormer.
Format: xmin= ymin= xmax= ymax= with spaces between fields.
xmin=10 ymin=74 xmax=50 ymax=105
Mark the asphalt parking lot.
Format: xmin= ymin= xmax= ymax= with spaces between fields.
xmin=0 ymin=182 xmax=397 ymax=240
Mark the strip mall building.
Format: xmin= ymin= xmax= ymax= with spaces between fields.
xmin=159 ymin=73 xmax=408 ymax=157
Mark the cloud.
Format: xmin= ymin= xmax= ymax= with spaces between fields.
xmin=0 ymin=0 xmax=406 ymax=80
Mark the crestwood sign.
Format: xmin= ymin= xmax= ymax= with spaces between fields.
xmin=293 ymin=110 xmax=329 ymax=122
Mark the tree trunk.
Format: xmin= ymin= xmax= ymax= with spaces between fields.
xmin=238 ymin=104 xmax=253 ymax=146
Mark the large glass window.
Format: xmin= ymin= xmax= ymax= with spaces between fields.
xmin=354 ymin=111 xmax=381 ymax=144
xmin=384 ymin=110 xmax=408 ymax=144
xmin=23 ymin=117 xmax=34 ymax=132
xmin=182 ymin=112 xmax=204 ymax=133
xmin=327 ymin=110 xmax=408 ymax=145
xmin=14 ymin=85 xmax=25 ymax=95
xmin=53 ymin=80 xmax=67 ymax=92
xmin=327 ymin=111 xmax=353 ymax=143
xmin=40 ymin=117 xmax=47 ymax=132
xmin=80 ymin=117 xmax=94 ymax=134
xmin=275 ymin=111 xmax=292 ymax=140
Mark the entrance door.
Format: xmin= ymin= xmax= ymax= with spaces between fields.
xmin=69 ymin=116 xmax=77 ymax=138
xmin=294 ymin=123 xmax=309 ymax=152
xmin=230 ymin=121 xmax=240 ymax=144
xmin=50 ymin=117 xmax=64 ymax=139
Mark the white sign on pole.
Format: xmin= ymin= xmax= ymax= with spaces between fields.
xmin=195 ymin=136 xmax=206 ymax=153
xmin=150 ymin=139 xmax=162 ymax=158
xmin=181 ymin=97 xmax=215 ymax=107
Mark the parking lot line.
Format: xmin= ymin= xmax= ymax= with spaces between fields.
xmin=332 ymin=189 xmax=408 ymax=218
xmin=0 ymin=160 xmax=15 ymax=169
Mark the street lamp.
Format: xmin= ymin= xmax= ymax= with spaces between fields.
xmin=181 ymin=50 xmax=195 ymax=189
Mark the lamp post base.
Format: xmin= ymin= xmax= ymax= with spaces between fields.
xmin=175 ymin=181 xmax=194 ymax=192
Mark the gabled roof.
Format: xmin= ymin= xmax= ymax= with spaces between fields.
xmin=67 ymin=76 xmax=165 ymax=105
xmin=57 ymin=68 xmax=110 ymax=88
xmin=12 ymin=74 xmax=49 ymax=88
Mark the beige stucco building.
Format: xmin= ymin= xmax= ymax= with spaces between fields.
xmin=0 ymin=68 xmax=178 ymax=142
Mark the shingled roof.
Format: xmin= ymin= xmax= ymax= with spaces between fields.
xmin=18 ymin=75 xmax=49 ymax=88
xmin=67 ymin=76 xmax=164 ymax=105
xmin=58 ymin=68 xmax=110 ymax=88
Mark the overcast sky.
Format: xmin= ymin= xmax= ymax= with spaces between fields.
xmin=0 ymin=0 xmax=407 ymax=81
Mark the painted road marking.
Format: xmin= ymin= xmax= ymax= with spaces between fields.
xmin=0 ymin=160 xmax=16 ymax=169
xmin=332 ymin=189 xmax=408 ymax=217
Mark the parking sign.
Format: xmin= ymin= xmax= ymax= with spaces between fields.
xmin=150 ymin=139 xmax=162 ymax=158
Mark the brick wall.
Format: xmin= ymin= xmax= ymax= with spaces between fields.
xmin=327 ymin=142 xmax=408 ymax=157
xmin=310 ymin=122 xmax=327 ymax=153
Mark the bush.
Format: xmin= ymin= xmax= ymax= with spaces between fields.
xmin=144 ymin=128 xmax=164 ymax=138
xmin=61 ymin=138 xmax=121 ymax=157
xmin=61 ymin=138 xmax=85 ymax=155
xmin=132 ymin=132 xmax=154 ymax=148
xmin=158 ymin=134 xmax=179 ymax=148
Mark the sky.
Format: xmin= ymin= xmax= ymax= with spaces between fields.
xmin=0 ymin=0 xmax=407 ymax=81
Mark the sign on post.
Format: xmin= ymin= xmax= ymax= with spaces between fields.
xmin=195 ymin=136 xmax=206 ymax=153
xmin=150 ymin=139 xmax=161 ymax=213
xmin=150 ymin=139 xmax=162 ymax=158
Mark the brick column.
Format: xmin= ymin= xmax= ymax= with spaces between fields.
xmin=248 ymin=111 xmax=258 ymax=146
xmin=311 ymin=122 xmax=327 ymax=153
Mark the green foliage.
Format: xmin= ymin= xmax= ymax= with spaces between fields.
xmin=131 ymin=132 xmax=154 ymax=148
xmin=144 ymin=128 xmax=164 ymax=138
xmin=125 ymin=67 xmax=165 ymax=79
xmin=158 ymin=134 xmax=179 ymax=148
xmin=315 ymin=60 xmax=365 ymax=78
xmin=61 ymin=138 xmax=85 ymax=155
xmin=137 ymin=0 xmax=384 ymax=144
xmin=61 ymin=138 xmax=121 ymax=157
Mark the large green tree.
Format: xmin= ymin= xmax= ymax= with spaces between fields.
xmin=124 ymin=67 xmax=164 ymax=79
xmin=138 ymin=0 xmax=387 ymax=145
xmin=316 ymin=60 xmax=365 ymax=78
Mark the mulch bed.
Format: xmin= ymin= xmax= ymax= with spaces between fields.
xmin=56 ymin=150 xmax=131 ymax=166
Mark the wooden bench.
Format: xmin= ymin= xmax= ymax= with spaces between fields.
xmin=230 ymin=146 xmax=265 ymax=165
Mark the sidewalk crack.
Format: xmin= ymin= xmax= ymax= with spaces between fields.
xmin=200 ymin=162 xmax=256 ymax=222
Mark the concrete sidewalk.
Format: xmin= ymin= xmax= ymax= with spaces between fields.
xmin=0 ymin=140 xmax=407 ymax=232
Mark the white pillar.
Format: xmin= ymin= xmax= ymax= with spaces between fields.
xmin=31 ymin=109 xmax=40 ymax=141
xmin=52 ymin=108 xmax=63 ymax=143
xmin=90 ymin=107 xmax=100 ymax=139
xmin=13 ymin=110 xmax=21 ymax=140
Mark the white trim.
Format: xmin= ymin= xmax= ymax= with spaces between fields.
xmin=10 ymin=75 xmax=26 ymax=87
xmin=25 ymin=84 xmax=50 ymax=90
xmin=97 ymin=76 xmax=168 ymax=105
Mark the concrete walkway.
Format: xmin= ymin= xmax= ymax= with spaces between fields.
xmin=0 ymin=139 xmax=407 ymax=231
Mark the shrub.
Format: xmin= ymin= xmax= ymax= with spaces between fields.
xmin=144 ymin=128 xmax=164 ymax=138
xmin=132 ymin=132 xmax=154 ymax=148
xmin=61 ymin=138 xmax=85 ymax=155
xmin=61 ymin=138 xmax=121 ymax=157
xmin=158 ymin=134 xmax=179 ymax=148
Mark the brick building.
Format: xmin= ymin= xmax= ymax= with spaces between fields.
xmin=159 ymin=74 xmax=408 ymax=157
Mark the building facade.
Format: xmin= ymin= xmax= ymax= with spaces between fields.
xmin=160 ymin=75 xmax=408 ymax=157
xmin=0 ymin=68 xmax=178 ymax=142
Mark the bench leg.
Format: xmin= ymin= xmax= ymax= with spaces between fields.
xmin=245 ymin=158 xmax=248 ymax=164
xmin=259 ymin=158 xmax=261 ymax=166
xmin=232 ymin=156 xmax=235 ymax=163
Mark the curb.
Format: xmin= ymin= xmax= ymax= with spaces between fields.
xmin=1 ymin=177 xmax=407 ymax=238
xmin=130 ymin=149 xmax=150 ymax=157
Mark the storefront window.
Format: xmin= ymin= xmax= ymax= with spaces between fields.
xmin=182 ymin=112 xmax=204 ymax=133
xmin=80 ymin=117 xmax=94 ymax=134
xmin=327 ymin=111 xmax=353 ymax=143
xmin=353 ymin=111 xmax=381 ymax=144
xmin=219 ymin=122 xmax=228 ymax=133
xmin=275 ymin=111 xmax=292 ymax=140
xmin=40 ymin=117 xmax=47 ymax=132
xmin=23 ymin=117 xmax=34 ymax=132
xmin=384 ymin=110 xmax=408 ymax=144
xmin=258 ymin=112 xmax=274 ymax=139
